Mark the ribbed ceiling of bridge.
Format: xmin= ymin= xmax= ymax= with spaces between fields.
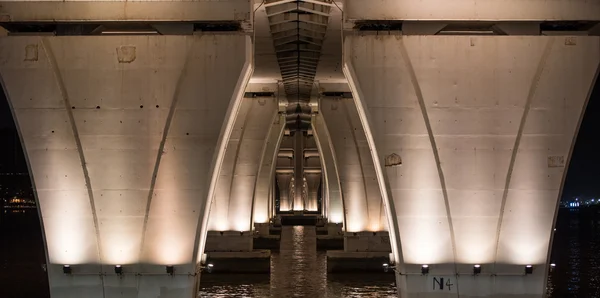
xmin=265 ymin=0 xmax=332 ymax=130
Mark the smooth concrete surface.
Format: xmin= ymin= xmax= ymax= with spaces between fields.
xmin=253 ymin=112 xmax=285 ymax=225
xmin=344 ymin=0 xmax=600 ymax=21
xmin=327 ymin=251 xmax=391 ymax=273
xmin=321 ymin=96 xmax=387 ymax=232
xmin=398 ymin=271 xmax=547 ymax=298
xmin=316 ymin=235 xmax=344 ymax=250
xmin=205 ymin=231 xmax=253 ymax=252
xmin=208 ymin=95 xmax=277 ymax=232
xmin=47 ymin=264 xmax=197 ymax=298
xmin=253 ymin=235 xmax=281 ymax=250
xmin=344 ymin=231 xmax=391 ymax=252
xmin=205 ymin=250 xmax=271 ymax=274
xmin=305 ymin=172 xmax=321 ymax=212
xmin=0 ymin=0 xmax=252 ymax=23
xmin=344 ymin=34 xmax=600 ymax=297
xmin=0 ymin=34 xmax=252 ymax=298
xmin=311 ymin=112 xmax=344 ymax=225
xmin=254 ymin=222 xmax=270 ymax=237
xmin=276 ymin=173 xmax=293 ymax=211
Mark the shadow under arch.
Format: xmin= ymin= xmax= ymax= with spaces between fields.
xmin=0 ymin=67 xmax=51 ymax=298
xmin=546 ymin=62 xmax=600 ymax=297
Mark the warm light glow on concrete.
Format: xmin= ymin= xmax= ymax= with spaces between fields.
xmin=329 ymin=212 xmax=344 ymax=224
xmin=344 ymin=34 xmax=600 ymax=273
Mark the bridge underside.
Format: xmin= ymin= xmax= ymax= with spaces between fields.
xmin=0 ymin=0 xmax=599 ymax=297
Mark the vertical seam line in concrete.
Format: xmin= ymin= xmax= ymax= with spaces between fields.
xmin=41 ymin=38 xmax=105 ymax=295
xmin=313 ymin=113 xmax=347 ymax=230
xmin=138 ymin=38 xmax=194 ymax=261
xmin=493 ymin=38 xmax=556 ymax=267
xmin=225 ymin=98 xmax=255 ymax=229
xmin=192 ymin=36 xmax=254 ymax=271
xmin=342 ymin=99 xmax=371 ymax=229
xmin=398 ymin=37 xmax=459 ymax=274
xmin=250 ymin=107 xmax=281 ymax=230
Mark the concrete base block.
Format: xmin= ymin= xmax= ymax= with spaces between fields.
xmin=397 ymin=268 xmax=548 ymax=298
xmin=316 ymin=226 xmax=328 ymax=235
xmin=344 ymin=231 xmax=391 ymax=252
xmin=269 ymin=226 xmax=282 ymax=235
xmin=327 ymin=251 xmax=391 ymax=273
xmin=253 ymin=235 xmax=280 ymax=250
xmin=206 ymin=250 xmax=271 ymax=273
xmin=205 ymin=231 xmax=253 ymax=252
xmin=254 ymin=223 xmax=270 ymax=237
xmin=316 ymin=235 xmax=344 ymax=250
xmin=46 ymin=264 xmax=197 ymax=298
xmin=327 ymin=223 xmax=343 ymax=236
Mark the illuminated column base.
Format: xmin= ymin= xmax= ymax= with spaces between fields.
xmin=316 ymin=223 xmax=344 ymax=250
xmin=0 ymin=34 xmax=253 ymax=298
xmin=326 ymin=231 xmax=392 ymax=272
xmin=396 ymin=265 xmax=547 ymax=298
xmin=47 ymin=264 xmax=196 ymax=298
xmin=204 ymin=231 xmax=271 ymax=273
xmin=344 ymin=34 xmax=599 ymax=297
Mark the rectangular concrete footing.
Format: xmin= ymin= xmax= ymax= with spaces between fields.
xmin=327 ymin=251 xmax=391 ymax=273
xmin=253 ymin=235 xmax=280 ymax=250
xmin=316 ymin=235 xmax=344 ymax=250
xmin=206 ymin=250 xmax=271 ymax=273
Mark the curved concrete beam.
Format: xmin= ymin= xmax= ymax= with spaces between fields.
xmin=0 ymin=34 xmax=252 ymax=298
xmin=320 ymin=97 xmax=387 ymax=232
xmin=207 ymin=96 xmax=277 ymax=232
xmin=311 ymin=113 xmax=344 ymax=225
xmin=252 ymin=112 xmax=286 ymax=224
xmin=344 ymin=34 xmax=600 ymax=297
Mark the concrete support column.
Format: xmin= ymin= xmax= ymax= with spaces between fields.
xmin=305 ymin=172 xmax=321 ymax=212
xmin=293 ymin=131 xmax=305 ymax=211
xmin=344 ymin=34 xmax=600 ymax=297
xmin=252 ymin=113 xmax=285 ymax=224
xmin=276 ymin=173 xmax=293 ymax=211
xmin=321 ymin=97 xmax=387 ymax=232
xmin=0 ymin=34 xmax=253 ymax=298
xmin=312 ymin=113 xmax=344 ymax=225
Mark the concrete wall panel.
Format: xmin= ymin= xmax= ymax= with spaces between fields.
xmin=208 ymin=96 xmax=277 ymax=232
xmin=312 ymin=113 xmax=344 ymax=224
xmin=321 ymin=97 xmax=386 ymax=232
xmin=252 ymin=112 xmax=284 ymax=224
xmin=0 ymin=34 xmax=252 ymax=298
xmin=344 ymin=35 xmax=600 ymax=297
xmin=345 ymin=0 xmax=600 ymax=21
xmin=0 ymin=0 xmax=252 ymax=23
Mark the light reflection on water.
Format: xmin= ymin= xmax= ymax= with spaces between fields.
xmin=199 ymin=226 xmax=396 ymax=298
xmin=548 ymin=207 xmax=600 ymax=297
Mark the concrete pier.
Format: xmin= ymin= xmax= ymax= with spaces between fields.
xmin=0 ymin=34 xmax=253 ymax=298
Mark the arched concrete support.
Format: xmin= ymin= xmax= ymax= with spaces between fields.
xmin=0 ymin=34 xmax=252 ymax=298
xmin=252 ymin=112 xmax=285 ymax=225
xmin=311 ymin=113 xmax=344 ymax=225
xmin=207 ymin=96 xmax=278 ymax=233
xmin=320 ymin=97 xmax=387 ymax=232
xmin=344 ymin=34 xmax=600 ymax=297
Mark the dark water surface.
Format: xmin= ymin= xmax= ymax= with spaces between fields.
xmin=199 ymin=226 xmax=397 ymax=298
xmin=2 ymin=208 xmax=600 ymax=297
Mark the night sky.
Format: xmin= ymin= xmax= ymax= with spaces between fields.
xmin=0 ymin=75 xmax=599 ymax=198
